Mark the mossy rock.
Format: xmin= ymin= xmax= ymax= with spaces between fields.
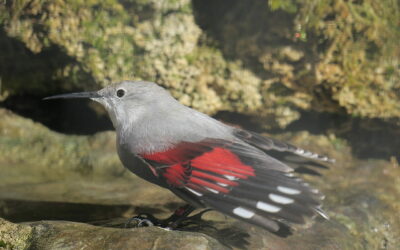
xmin=1 ymin=0 xmax=399 ymax=127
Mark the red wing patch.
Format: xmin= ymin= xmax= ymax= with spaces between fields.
xmin=141 ymin=146 xmax=255 ymax=194
xmin=140 ymin=142 xmax=211 ymax=164
xmin=139 ymin=140 xmax=325 ymax=232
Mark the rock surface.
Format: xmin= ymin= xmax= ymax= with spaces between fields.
xmin=1 ymin=108 xmax=399 ymax=249
xmin=0 ymin=219 xmax=226 ymax=250
xmin=1 ymin=0 xmax=399 ymax=127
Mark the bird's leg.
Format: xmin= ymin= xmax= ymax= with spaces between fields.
xmin=160 ymin=204 xmax=196 ymax=229
xmin=171 ymin=208 xmax=215 ymax=230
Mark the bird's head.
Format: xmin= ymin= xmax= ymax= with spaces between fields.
xmin=44 ymin=80 xmax=175 ymax=130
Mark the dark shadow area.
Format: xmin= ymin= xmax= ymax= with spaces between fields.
xmin=0 ymin=199 xmax=190 ymax=225
xmin=0 ymin=95 xmax=113 ymax=135
xmin=215 ymin=111 xmax=265 ymax=133
xmin=192 ymin=0 xmax=399 ymax=161
xmin=281 ymin=111 xmax=400 ymax=161
xmin=192 ymin=0 xmax=311 ymax=80
xmin=215 ymin=110 xmax=400 ymax=161
xmin=0 ymin=27 xmax=97 ymax=95
xmin=0 ymin=199 xmax=132 ymax=223
xmin=0 ymin=26 xmax=112 ymax=135
xmin=0 ymin=198 xmax=193 ymax=224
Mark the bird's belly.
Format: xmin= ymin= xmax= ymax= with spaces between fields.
xmin=117 ymin=144 xmax=205 ymax=207
xmin=117 ymin=145 xmax=168 ymax=188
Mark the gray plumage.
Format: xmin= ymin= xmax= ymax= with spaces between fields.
xmin=45 ymin=80 xmax=332 ymax=232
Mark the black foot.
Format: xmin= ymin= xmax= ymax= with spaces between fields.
xmin=174 ymin=208 xmax=217 ymax=231
xmin=124 ymin=213 xmax=159 ymax=228
xmin=125 ymin=204 xmax=212 ymax=230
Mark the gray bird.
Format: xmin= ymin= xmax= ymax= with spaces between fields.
xmin=45 ymin=80 xmax=332 ymax=232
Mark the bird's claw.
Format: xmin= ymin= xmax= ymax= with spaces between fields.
xmin=124 ymin=213 xmax=158 ymax=228
xmin=176 ymin=209 xmax=216 ymax=230
xmin=132 ymin=218 xmax=154 ymax=227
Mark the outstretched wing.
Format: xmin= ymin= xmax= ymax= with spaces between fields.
xmin=139 ymin=138 xmax=327 ymax=232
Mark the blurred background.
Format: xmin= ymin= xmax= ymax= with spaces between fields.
xmin=0 ymin=0 xmax=399 ymax=249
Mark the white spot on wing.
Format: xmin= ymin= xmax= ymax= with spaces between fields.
xmin=311 ymin=188 xmax=319 ymax=194
xmin=224 ymin=175 xmax=238 ymax=181
xmin=277 ymin=186 xmax=301 ymax=195
xmin=315 ymin=207 xmax=329 ymax=220
xmin=186 ymin=188 xmax=203 ymax=196
xmin=205 ymin=187 xmax=219 ymax=194
xmin=296 ymin=149 xmax=304 ymax=154
xmin=217 ymin=182 xmax=228 ymax=187
xmin=303 ymin=151 xmax=313 ymax=157
xmin=233 ymin=207 xmax=255 ymax=218
xmin=269 ymin=193 xmax=294 ymax=204
xmin=256 ymin=201 xmax=281 ymax=213
xmin=285 ymin=173 xmax=295 ymax=177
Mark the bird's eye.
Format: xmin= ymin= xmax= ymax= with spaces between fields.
xmin=116 ymin=89 xmax=125 ymax=98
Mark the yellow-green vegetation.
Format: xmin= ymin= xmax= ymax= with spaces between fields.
xmin=0 ymin=108 xmax=120 ymax=181
xmin=0 ymin=218 xmax=32 ymax=250
xmin=276 ymin=0 xmax=400 ymax=119
xmin=0 ymin=0 xmax=269 ymax=121
xmin=1 ymin=0 xmax=399 ymax=127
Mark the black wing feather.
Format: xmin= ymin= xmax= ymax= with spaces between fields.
xmin=141 ymin=136 xmax=330 ymax=232
xmin=234 ymin=129 xmax=335 ymax=163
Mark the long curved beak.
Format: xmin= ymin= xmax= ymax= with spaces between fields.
xmin=43 ymin=91 xmax=101 ymax=100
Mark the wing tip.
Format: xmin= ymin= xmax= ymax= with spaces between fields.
xmin=314 ymin=206 xmax=330 ymax=220
xmin=294 ymin=148 xmax=335 ymax=163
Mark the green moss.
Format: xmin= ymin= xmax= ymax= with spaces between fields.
xmin=1 ymin=0 xmax=399 ymax=127
xmin=269 ymin=0 xmax=298 ymax=13
xmin=0 ymin=218 xmax=32 ymax=250
xmin=293 ymin=0 xmax=400 ymax=119
xmin=0 ymin=240 xmax=7 ymax=247
xmin=0 ymin=109 xmax=121 ymax=182
xmin=265 ymin=0 xmax=400 ymax=119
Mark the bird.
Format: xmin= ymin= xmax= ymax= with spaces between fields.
xmin=44 ymin=80 xmax=332 ymax=233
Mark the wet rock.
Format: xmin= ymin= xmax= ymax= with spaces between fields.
xmin=28 ymin=221 xmax=228 ymax=250
xmin=1 ymin=109 xmax=400 ymax=249
xmin=0 ymin=218 xmax=226 ymax=250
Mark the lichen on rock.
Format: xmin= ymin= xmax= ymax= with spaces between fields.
xmin=0 ymin=218 xmax=32 ymax=250
xmin=1 ymin=0 xmax=399 ymax=126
